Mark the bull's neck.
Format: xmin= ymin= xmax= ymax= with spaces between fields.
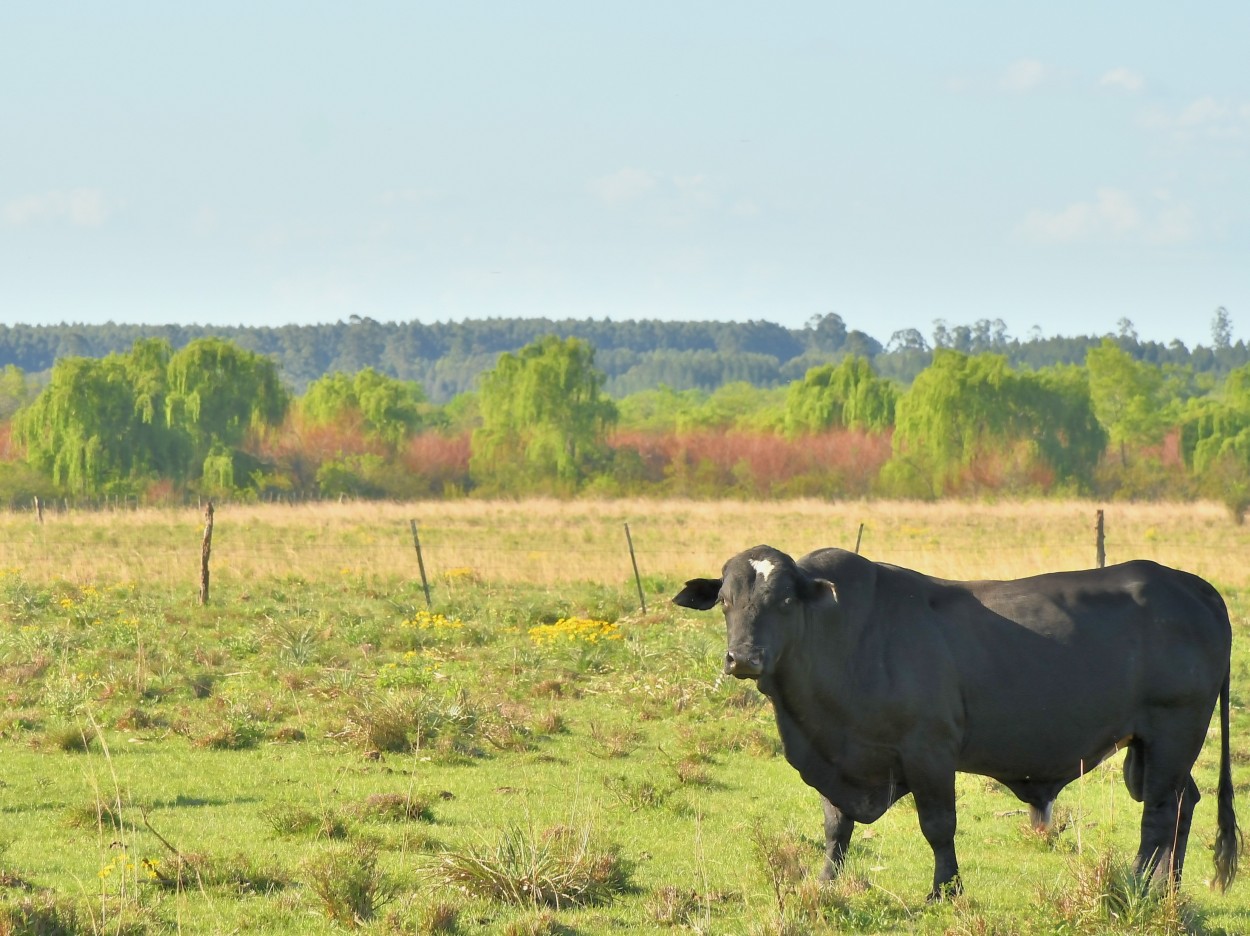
xmin=758 ymin=602 xmax=863 ymax=714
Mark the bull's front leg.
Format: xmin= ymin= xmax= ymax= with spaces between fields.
xmin=819 ymin=797 xmax=855 ymax=880
xmin=912 ymin=774 xmax=961 ymax=901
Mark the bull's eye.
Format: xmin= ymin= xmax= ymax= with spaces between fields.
xmin=721 ymin=596 xmax=732 ymax=610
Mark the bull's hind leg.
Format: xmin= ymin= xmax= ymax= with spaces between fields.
xmin=1172 ymin=776 xmax=1201 ymax=878
xmin=1134 ymin=728 xmax=1205 ymax=887
xmin=819 ymin=797 xmax=855 ymax=881
xmin=1136 ymin=777 xmax=1201 ymax=885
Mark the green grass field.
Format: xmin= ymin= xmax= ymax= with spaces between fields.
xmin=0 ymin=499 xmax=1247 ymax=934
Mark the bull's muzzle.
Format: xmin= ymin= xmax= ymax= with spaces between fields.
xmin=724 ymin=649 xmax=764 ymax=678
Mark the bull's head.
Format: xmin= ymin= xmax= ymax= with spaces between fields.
xmin=672 ymin=545 xmax=837 ymax=679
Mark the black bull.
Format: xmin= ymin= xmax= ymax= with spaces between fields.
xmin=673 ymin=545 xmax=1242 ymax=899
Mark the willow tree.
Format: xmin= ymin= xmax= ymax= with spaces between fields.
xmin=782 ymin=355 xmax=897 ymax=435
xmin=470 ymin=336 xmax=617 ymax=491
xmin=15 ymin=337 xmax=289 ymax=496
xmin=885 ymin=350 xmax=1105 ymax=496
xmin=301 ymin=368 xmax=426 ymax=447
xmin=1183 ymin=365 xmax=1250 ymax=473
xmin=13 ymin=350 xmax=159 ymax=494
xmin=0 ymin=365 xmax=32 ymax=421
xmin=1085 ymin=338 xmax=1170 ymax=462
xmin=165 ymin=338 xmax=289 ymax=481
xmin=1180 ymin=364 xmax=1250 ymax=520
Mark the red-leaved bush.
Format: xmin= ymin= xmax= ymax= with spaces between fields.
xmin=609 ymin=429 xmax=892 ymax=498
xmin=402 ymin=432 xmax=472 ymax=496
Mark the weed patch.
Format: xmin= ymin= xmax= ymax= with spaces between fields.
xmin=301 ymin=841 xmax=395 ymax=927
xmin=429 ymin=825 xmax=633 ymax=908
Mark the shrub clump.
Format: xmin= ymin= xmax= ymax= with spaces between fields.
xmin=430 ymin=825 xmax=632 ymax=908
xmin=301 ymin=841 xmax=395 ymax=927
xmin=1040 ymin=851 xmax=1192 ymax=934
xmin=357 ymin=792 xmax=436 ymax=824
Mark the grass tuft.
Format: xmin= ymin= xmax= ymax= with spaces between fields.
xmin=263 ymin=802 xmax=350 ymax=839
xmin=603 ymin=774 xmax=673 ymax=812
xmin=429 ymin=825 xmax=633 ymax=908
xmin=46 ymin=723 xmax=94 ymax=753
xmin=301 ymin=841 xmax=395 ymax=927
xmin=357 ymin=792 xmax=436 ymax=824
xmin=1041 ymin=850 xmax=1194 ymax=934
xmin=62 ymin=799 xmax=124 ymax=832
xmin=647 ymin=885 xmax=703 ymax=927
xmin=0 ymin=892 xmax=85 ymax=936
xmin=416 ymin=901 xmax=460 ymax=934
xmin=750 ymin=822 xmax=811 ymax=912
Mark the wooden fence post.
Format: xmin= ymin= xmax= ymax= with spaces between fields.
xmin=1095 ymin=509 xmax=1105 ymax=568
xmin=34 ymin=496 xmax=43 ymax=525
xmin=854 ymin=522 xmax=865 ymax=554
xmin=199 ymin=502 xmax=214 ymax=606
xmin=409 ymin=520 xmax=432 ymax=609
xmin=625 ymin=523 xmax=647 ymax=614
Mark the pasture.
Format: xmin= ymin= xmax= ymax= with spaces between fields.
xmin=0 ymin=499 xmax=1247 ymax=934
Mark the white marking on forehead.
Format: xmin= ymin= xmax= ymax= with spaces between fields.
xmin=749 ymin=558 xmax=776 ymax=581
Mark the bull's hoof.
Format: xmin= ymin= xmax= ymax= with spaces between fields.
xmin=926 ymin=876 xmax=964 ymax=903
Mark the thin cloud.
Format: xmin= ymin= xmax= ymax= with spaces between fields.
xmin=1140 ymin=96 xmax=1250 ymax=139
xmin=1000 ymin=58 xmax=1048 ymax=93
xmin=1100 ymin=67 xmax=1144 ymax=92
xmin=3 ymin=188 xmax=110 ymax=226
xmin=588 ymin=168 xmax=657 ymax=205
xmin=1017 ymin=188 xmax=1195 ymax=246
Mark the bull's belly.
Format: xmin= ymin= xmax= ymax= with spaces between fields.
xmin=956 ymin=726 xmax=1132 ymax=782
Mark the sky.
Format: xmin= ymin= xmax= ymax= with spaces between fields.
xmin=2 ymin=3 xmax=1249 ymax=351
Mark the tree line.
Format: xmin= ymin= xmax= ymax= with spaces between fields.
xmin=3 ymin=320 xmax=1250 ymax=517
xmin=0 ymin=309 xmax=1247 ymax=401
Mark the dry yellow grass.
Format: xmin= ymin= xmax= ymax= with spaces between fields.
xmin=1 ymin=498 xmax=1248 ymax=594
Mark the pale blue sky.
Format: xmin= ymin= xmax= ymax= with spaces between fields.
xmin=2 ymin=3 xmax=1248 ymax=349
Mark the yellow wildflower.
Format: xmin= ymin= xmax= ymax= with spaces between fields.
xmin=528 ymin=618 xmax=621 ymax=645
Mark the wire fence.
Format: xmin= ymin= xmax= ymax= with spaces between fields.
xmin=3 ymin=500 xmax=1249 ymax=595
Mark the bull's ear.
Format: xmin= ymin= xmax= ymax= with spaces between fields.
xmin=798 ymin=575 xmax=839 ymax=606
xmin=673 ymin=578 xmax=722 ymax=610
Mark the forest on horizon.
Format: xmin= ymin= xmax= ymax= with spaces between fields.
xmin=0 ymin=310 xmax=1247 ymax=401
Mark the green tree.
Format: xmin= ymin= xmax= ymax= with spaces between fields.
xmin=782 ymin=355 xmax=897 ymax=435
xmin=1085 ymin=338 xmax=1170 ymax=460
xmin=301 ymin=368 xmax=426 ymax=447
xmin=1026 ymin=365 xmax=1108 ymax=483
xmin=13 ymin=354 xmax=150 ymax=494
xmin=615 ymin=385 xmax=708 ymax=433
xmin=14 ymin=337 xmax=289 ymax=495
xmin=697 ymin=382 xmax=787 ymax=432
xmin=470 ymin=336 xmax=617 ymax=491
xmin=1180 ymin=365 xmax=1250 ymax=520
xmin=0 ymin=365 xmax=32 ymax=421
xmin=886 ymin=351 xmax=1104 ymax=496
xmin=1182 ymin=365 xmax=1250 ymax=475
xmin=1212 ymin=306 xmax=1233 ymax=351
xmin=165 ymin=338 xmax=289 ymax=480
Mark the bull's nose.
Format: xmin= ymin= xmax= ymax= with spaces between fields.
xmin=724 ymin=650 xmax=763 ymax=678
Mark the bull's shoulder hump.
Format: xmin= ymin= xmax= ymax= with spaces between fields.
xmin=796 ymin=547 xmax=871 ymax=578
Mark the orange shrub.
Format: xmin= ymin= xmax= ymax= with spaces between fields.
xmin=608 ymin=429 xmax=892 ymax=498
xmin=402 ymin=432 xmax=472 ymax=496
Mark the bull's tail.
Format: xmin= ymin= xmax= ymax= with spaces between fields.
xmin=1213 ymin=668 xmax=1243 ymax=892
